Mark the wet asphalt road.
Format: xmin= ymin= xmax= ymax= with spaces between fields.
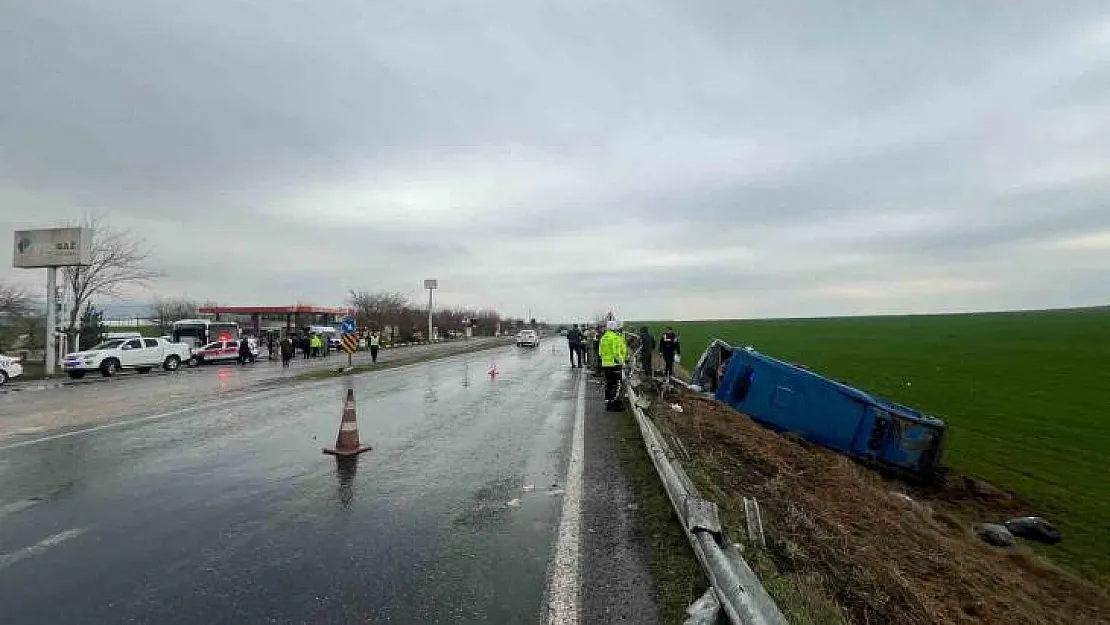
xmin=0 ymin=341 xmax=657 ymax=624
xmin=0 ymin=339 xmax=507 ymax=442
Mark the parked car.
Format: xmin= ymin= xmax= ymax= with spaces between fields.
xmin=62 ymin=337 xmax=192 ymax=379
xmin=516 ymin=329 xmax=540 ymax=347
xmin=0 ymin=354 xmax=23 ymax=385
xmin=188 ymin=339 xmax=260 ymax=366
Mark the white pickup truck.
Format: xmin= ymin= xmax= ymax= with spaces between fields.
xmin=62 ymin=337 xmax=193 ymax=379
xmin=0 ymin=354 xmax=23 ymax=385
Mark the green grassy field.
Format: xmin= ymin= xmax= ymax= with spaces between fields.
xmin=646 ymin=308 xmax=1110 ymax=581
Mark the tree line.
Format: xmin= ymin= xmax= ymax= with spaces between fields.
xmin=347 ymin=290 xmax=528 ymax=339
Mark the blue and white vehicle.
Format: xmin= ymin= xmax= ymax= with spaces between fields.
xmin=304 ymin=325 xmax=341 ymax=351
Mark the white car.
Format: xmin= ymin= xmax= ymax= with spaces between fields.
xmin=0 ymin=355 xmax=23 ymax=385
xmin=516 ymin=330 xmax=540 ymax=347
xmin=62 ymin=337 xmax=192 ymax=379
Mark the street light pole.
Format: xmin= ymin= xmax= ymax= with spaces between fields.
xmin=424 ymin=279 xmax=438 ymax=341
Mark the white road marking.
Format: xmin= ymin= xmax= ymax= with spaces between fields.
xmin=545 ymin=371 xmax=586 ymax=624
xmin=0 ymin=528 xmax=87 ymax=571
xmin=0 ymin=499 xmax=40 ymax=520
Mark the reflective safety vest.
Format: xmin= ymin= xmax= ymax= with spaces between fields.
xmin=599 ymin=330 xmax=628 ymax=367
xmin=369 ymin=334 xmax=380 ymax=347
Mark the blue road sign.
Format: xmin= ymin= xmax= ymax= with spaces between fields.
xmin=341 ymin=317 xmax=356 ymax=333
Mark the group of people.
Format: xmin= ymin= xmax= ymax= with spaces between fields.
xmin=635 ymin=326 xmax=682 ymax=379
xmin=564 ymin=324 xmax=600 ymax=369
xmin=261 ymin=329 xmax=383 ymax=369
xmin=566 ymin=321 xmax=682 ymax=412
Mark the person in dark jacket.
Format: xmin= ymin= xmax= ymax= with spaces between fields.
xmin=638 ymin=326 xmax=655 ymax=377
xmin=658 ymin=327 xmax=681 ymax=378
xmin=238 ymin=337 xmax=253 ymax=366
xmin=280 ymin=336 xmax=294 ymax=368
xmin=566 ymin=325 xmax=583 ymax=368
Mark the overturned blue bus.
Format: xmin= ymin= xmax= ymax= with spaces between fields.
xmin=688 ymin=340 xmax=947 ymax=478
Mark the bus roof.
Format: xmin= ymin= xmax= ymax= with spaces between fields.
xmin=172 ymin=319 xmax=238 ymax=326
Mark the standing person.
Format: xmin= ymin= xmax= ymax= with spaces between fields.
xmin=599 ymin=320 xmax=628 ymax=411
xmin=659 ymin=326 xmax=681 ymax=378
xmin=566 ymin=325 xmax=582 ymax=368
xmin=266 ymin=333 xmax=275 ymax=361
xmin=583 ymin=326 xmax=596 ymax=368
xmin=638 ymin=326 xmax=655 ymax=377
xmin=280 ymin=335 xmax=294 ymax=368
xmin=300 ymin=334 xmax=311 ymax=360
xmin=591 ymin=325 xmax=604 ymax=375
xmin=238 ymin=337 xmax=252 ymax=366
xmin=368 ymin=329 xmax=381 ymax=364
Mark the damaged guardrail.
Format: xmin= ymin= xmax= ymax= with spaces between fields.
xmin=623 ymin=343 xmax=786 ymax=625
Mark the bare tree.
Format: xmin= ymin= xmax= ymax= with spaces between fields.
xmin=150 ymin=297 xmax=198 ymax=330
xmin=472 ymin=309 xmax=502 ymax=336
xmin=0 ymin=282 xmax=36 ymax=351
xmin=348 ymin=290 xmax=410 ymax=331
xmin=0 ymin=282 xmax=33 ymax=317
xmin=61 ymin=217 xmax=160 ymax=349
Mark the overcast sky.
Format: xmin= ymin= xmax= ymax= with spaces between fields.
xmin=2 ymin=1 xmax=1108 ymax=321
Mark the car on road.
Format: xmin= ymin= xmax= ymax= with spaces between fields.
xmin=63 ymin=337 xmax=193 ymax=379
xmin=0 ymin=354 xmax=23 ymax=385
xmin=187 ymin=339 xmax=260 ymax=366
xmin=516 ymin=329 xmax=540 ymax=347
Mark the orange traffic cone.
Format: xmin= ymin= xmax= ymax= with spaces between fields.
xmin=322 ymin=388 xmax=372 ymax=457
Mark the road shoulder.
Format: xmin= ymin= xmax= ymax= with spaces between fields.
xmin=580 ymin=369 xmax=660 ymax=624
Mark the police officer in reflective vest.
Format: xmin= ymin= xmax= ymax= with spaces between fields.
xmin=599 ymin=320 xmax=628 ymax=411
xmin=368 ymin=330 xmax=381 ymax=363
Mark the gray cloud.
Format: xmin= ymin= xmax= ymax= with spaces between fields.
xmin=2 ymin=1 xmax=1109 ymax=321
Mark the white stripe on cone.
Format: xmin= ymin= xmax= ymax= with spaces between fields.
xmin=340 ymin=421 xmax=359 ymax=432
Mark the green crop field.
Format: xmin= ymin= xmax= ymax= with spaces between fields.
xmin=645 ymin=308 xmax=1110 ymax=581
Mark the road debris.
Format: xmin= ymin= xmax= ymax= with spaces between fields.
xmin=1005 ymin=516 xmax=1062 ymax=545
xmin=975 ymin=523 xmax=1015 ymax=547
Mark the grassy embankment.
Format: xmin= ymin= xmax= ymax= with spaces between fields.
xmin=644 ymin=308 xmax=1110 ymax=581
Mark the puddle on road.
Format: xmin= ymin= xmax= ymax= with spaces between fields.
xmin=453 ymin=475 xmax=520 ymax=529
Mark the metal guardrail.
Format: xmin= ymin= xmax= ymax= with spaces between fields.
xmin=623 ymin=341 xmax=786 ymax=625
